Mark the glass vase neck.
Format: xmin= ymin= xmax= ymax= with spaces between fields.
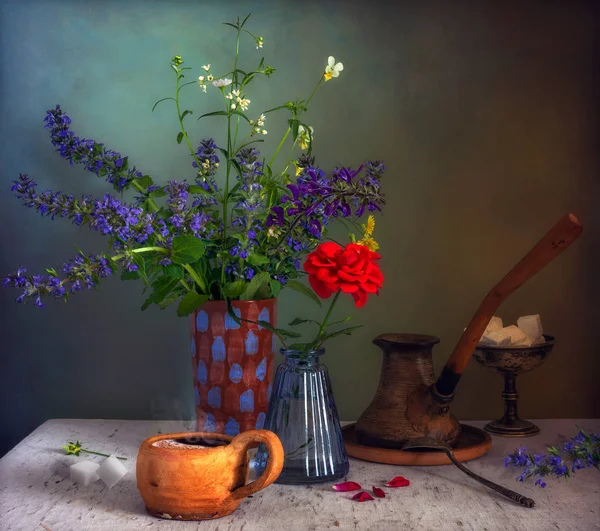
xmin=280 ymin=348 xmax=325 ymax=366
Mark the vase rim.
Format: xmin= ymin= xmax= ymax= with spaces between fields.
xmin=373 ymin=333 xmax=440 ymax=347
xmin=280 ymin=347 xmax=325 ymax=357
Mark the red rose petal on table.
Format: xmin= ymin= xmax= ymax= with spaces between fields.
xmin=385 ymin=476 xmax=410 ymax=487
xmin=372 ymin=486 xmax=386 ymax=498
xmin=352 ymin=491 xmax=374 ymax=502
xmin=332 ymin=481 xmax=362 ymax=492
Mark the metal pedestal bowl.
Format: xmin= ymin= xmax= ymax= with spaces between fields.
xmin=474 ymin=335 xmax=555 ymax=437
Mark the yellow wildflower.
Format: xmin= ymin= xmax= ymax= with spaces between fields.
xmin=363 ymin=215 xmax=375 ymax=237
xmin=357 ymin=237 xmax=379 ymax=252
xmin=357 ymin=215 xmax=379 ymax=251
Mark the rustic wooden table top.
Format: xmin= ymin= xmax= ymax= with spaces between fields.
xmin=1 ymin=419 xmax=598 ymax=531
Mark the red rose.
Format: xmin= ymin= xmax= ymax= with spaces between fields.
xmin=303 ymin=242 xmax=384 ymax=308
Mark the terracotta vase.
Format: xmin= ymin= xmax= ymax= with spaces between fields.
xmin=190 ymin=299 xmax=276 ymax=435
xmin=136 ymin=430 xmax=284 ymax=520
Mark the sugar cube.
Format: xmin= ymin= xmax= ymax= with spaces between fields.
xmin=503 ymin=325 xmax=531 ymax=346
xmin=517 ymin=315 xmax=544 ymax=344
xmin=70 ymin=460 xmax=100 ymax=486
xmin=485 ymin=316 xmax=503 ymax=334
xmin=481 ymin=329 xmax=512 ymax=346
xmin=97 ymin=454 xmax=128 ymax=488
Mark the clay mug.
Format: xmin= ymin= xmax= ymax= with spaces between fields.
xmin=136 ymin=429 xmax=284 ymax=520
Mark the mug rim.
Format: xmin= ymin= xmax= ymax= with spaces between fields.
xmin=140 ymin=431 xmax=234 ymax=454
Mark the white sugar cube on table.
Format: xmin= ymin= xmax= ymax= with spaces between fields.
xmin=97 ymin=454 xmax=128 ymax=488
xmin=70 ymin=460 xmax=100 ymax=486
xmin=517 ymin=314 xmax=544 ymax=343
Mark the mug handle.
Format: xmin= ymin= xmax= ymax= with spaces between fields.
xmin=229 ymin=429 xmax=284 ymax=499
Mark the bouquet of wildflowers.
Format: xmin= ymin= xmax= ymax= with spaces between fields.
xmin=2 ymin=15 xmax=385 ymax=324
xmin=504 ymin=427 xmax=600 ymax=488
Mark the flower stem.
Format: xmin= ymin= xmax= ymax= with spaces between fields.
xmin=268 ymin=127 xmax=290 ymax=168
xmin=305 ymin=75 xmax=324 ymax=107
xmin=81 ymin=449 xmax=127 ymax=460
xmin=313 ymin=290 xmax=341 ymax=349
xmin=131 ymin=180 xmax=159 ymax=212
xmin=183 ymin=263 xmax=207 ymax=294
xmin=174 ymin=69 xmax=203 ymax=173
xmin=131 ymin=246 xmax=168 ymax=254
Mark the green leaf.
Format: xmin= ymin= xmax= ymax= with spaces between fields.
xmin=157 ymin=293 xmax=181 ymax=310
xmin=241 ymin=271 xmax=271 ymax=300
xmin=223 ymin=280 xmax=247 ymax=298
xmin=285 ymin=280 xmax=322 ymax=307
xmin=171 ymin=235 xmax=205 ymax=264
xmin=176 ymin=132 xmax=184 ymax=144
xmin=149 ymin=189 xmax=167 ymax=198
xmin=198 ymin=110 xmax=229 ymax=121
xmin=241 ymin=13 xmax=252 ymax=27
xmin=288 ymin=318 xmax=320 ymax=327
xmin=247 ymin=253 xmax=269 ymax=266
xmin=152 ymin=97 xmax=176 ymax=112
xmin=137 ymin=175 xmax=153 ymax=189
xmin=232 ymin=110 xmax=251 ymax=123
xmin=180 ymin=110 xmax=193 ymax=120
xmin=289 ymin=119 xmax=300 ymax=141
xmin=188 ymin=185 xmax=212 ymax=195
xmin=131 ymin=253 xmax=148 ymax=285
xmin=141 ymin=276 xmax=181 ymax=310
xmin=269 ymin=279 xmax=282 ymax=298
xmin=162 ymin=264 xmax=185 ymax=279
xmin=235 ymin=139 xmax=264 ymax=154
xmin=121 ymin=270 xmax=139 ymax=281
xmin=258 ymin=321 xmax=301 ymax=338
xmin=320 ymin=325 xmax=363 ymax=342
xmin=222 ymin=22 xmax=238 ymax=29
xmin=177 ymin=292 xmax=210 ymax=317
xmin=327 ymin=316 xmax=352 ymax=328
xmin=264 ymin=102 xmax=294 ymax=114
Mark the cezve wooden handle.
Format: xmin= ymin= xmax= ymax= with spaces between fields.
xmin=435 ymin=213 xmax=583 ymax=397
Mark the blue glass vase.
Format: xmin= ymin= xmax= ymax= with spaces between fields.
xmin=255 ymin=348 xmax=349 ymax=484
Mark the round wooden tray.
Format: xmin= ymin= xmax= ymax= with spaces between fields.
xmin=343 ymin=423 xmax=492 ymax=466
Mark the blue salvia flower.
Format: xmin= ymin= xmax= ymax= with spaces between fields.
xmin=504 ymin=428 xmax=600 ymax=487
xmin=44 ymin=106 xmax=147 ymax=192
xmin=192 ymin=138 xmax=220 ymax=192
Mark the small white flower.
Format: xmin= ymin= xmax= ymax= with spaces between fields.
xmin=225 ymin=92 xmax=233 ymax=100
xmin=202 ymin=64 xmax=210 ymax=71
xmin=201 ymin=85 xmax=207 ymax=93
xmin=267 ymin=226 xmax=281 ymax=238
xmin=198 ymin=75 xmax=205 ymax=82
xmin=255 ymin=127 xmax=261 ymax=133
xmin=261 ymin=129 xmax=267 ymax=135
xmin=212 ymin=78 xmax=232 ymax=88
xmin=238 ymin=98 xmax=250 ymax=111
xmin=207 ymin=74 xmax=214 ymax=82
xmin=231 ymin=103 xmax=237 ymax=110
xmin=249 ymin=119 xmax=255 ymax=125
xmin=297 ymin=125 xmax=314 ymax=150
xmin=232 ymin=89 xmax=240 ymax=98
xmin=324 ymin=56 xmax=344 ymax=81
xmin=256 ymin=36 xmax=264 ymax=49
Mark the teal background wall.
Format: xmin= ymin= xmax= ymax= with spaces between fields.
xmin=1 ymin=0 xmax=598 ymax=456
